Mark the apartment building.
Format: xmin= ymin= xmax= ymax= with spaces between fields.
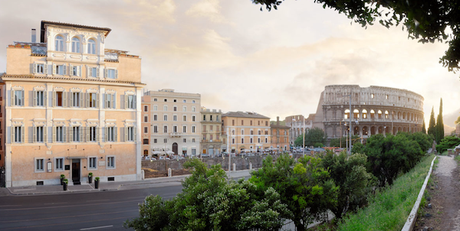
xmin=285 ymin=114 xmax=314 ymax=145
xmin=270 ymin=117 xmax=290 ymax=152
xmin=222 ymin=111 xmax=271 ymax=153
xmin=142 ymin=89 xmax=201 ymax=157
xmin=200 ymin=108 xmax=223 ymax=156
xmin=2 ymin=21 xmax=144 ymax=187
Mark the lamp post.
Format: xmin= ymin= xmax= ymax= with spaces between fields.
xmin=339 ymin=94 xmax=352 ymax=155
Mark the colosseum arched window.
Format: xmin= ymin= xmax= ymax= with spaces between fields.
xmin=378 ymin=110 xmax=383 ymax=119
xmin=362 ymin=109 xmax=368 ymax=119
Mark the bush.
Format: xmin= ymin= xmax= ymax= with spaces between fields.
xmin=436 ymin=136 xmax=460 ymax=153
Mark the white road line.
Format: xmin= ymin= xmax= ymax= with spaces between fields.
xmin=80 ymin=225 xmax=113 ymax=230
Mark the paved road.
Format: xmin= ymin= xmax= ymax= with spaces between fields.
xmin=0 ymin=185 xmax=183 ymax=231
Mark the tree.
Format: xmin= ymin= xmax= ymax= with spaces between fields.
xmin=364 ymin=133 xmax=424 ymax=187
xmin=428 ymin=107 xmax=436 ymax=137
xmin=329 ymin=135 xmax=360 ymax=148
xmin=320 ymin=151 xmax=372 ymax=219
xmin=252 ymin=0 xmax=460 ymax=73
xmin=250 ymin=154 xmax=338 ymax=231
xmin=351 ymin=142 xmax=364 ymax=154
xmin=422 ymin=120 xmax=426 ymax=134
xmin=294 ymin=127 xmax=326 ymax=147
xmin=436 ymin=136 xmax=460 ymax=153
xmin=455 ymin=116 xmax=460 ymax=125
xmin=124 ymin=159 xmax=290 ymax=230
xmin=435 ymin=98 xmax=444 ymax=143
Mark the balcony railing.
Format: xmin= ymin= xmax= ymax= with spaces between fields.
xmin=201 ymin=139 xmax=222 ymax=143
xmin=169 ymin=132 xmax=182 ymax=137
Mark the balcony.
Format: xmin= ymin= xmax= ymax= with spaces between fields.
xmin=169 ymin=132 xmax=182 ymax=137
xmin=201 ymin=139 xmax=222 ymax=143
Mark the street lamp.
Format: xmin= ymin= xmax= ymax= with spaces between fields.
xmin=339 ymin=94 xmax=352 ymax=155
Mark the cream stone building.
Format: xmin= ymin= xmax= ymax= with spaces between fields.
xmin=222 ymin=111 xmax=271 ymax=153
xmin=142 ymin=89 xmax=201 ymax=157
xmin=2 ymin=21 xmax=144 ymax=187
xmin=285 ymin=114 xmax=314 ymax=145
xmin=200 ymin=108 xmax=223 ymax=156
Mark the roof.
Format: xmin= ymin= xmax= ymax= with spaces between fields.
xmin=40 ymin=20 xmax=112 ymax=43
xmin=222 ymin=111 xmax=270 ymax=119
xmin=0 ymin=74 xmax=145 ymax=86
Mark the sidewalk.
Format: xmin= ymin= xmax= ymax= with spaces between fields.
xmin=0 ymin=169 xmax=252 ymax=196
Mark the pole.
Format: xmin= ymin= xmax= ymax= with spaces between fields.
xmin=227 ymin=127 xmax=231 ymax=172
xmin=302 ymin=117 xmax=305 ymax=156
xmin=349 ymin=94 xmax=352 ymax=155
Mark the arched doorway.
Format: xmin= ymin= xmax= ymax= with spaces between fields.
xmin=172 ymin=143 xmax=178 ymax=155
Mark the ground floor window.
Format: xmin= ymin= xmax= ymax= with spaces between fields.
xmin=35 ymin=158 xmax=44 ymax=172
xmin=55 ymin=158 xmax=64 ymax=171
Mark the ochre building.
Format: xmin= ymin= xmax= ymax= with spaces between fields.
xmin=2 ymin=21 xmax=145 ymax=187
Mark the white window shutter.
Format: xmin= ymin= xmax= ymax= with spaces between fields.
xmin=115 ymin=70 xmax=118 ymax=79
xmin=44 ymin=90 xmax=47 ymax=107
xmin=97 ymin=127 xmax=100 ymax=142
xmin=114 ymin=126 xmax=118 ymax=142
xmin=63 ymin=91 xmax=67 ymax=107
xmin=21 ymin=126 xmax=25 ymax=143
xmin=63 ymin=65 xmax=67 ymax=76
xmin=10 ymin=90 xmax=14 ymax=106
xmin=32 ymin=63 xmax=37 ymax=74
xmin=80 ymin=127 xmax=83 ymax=142
xmin=124 ymin=127 xmax=128 ymax=142
xmin=69 ymin=64 xmax=73 ymax=75
xmin=133 ymin=96 xmax=137 ymax=109
xmin=104 ymin=127 xmax=108 ymax=142
xmin=124 ymin=95 xmax=128 ymax=109
xmin=104 ymin=94 xmax=108 ymax=108
xmin=86 ymin=93 xmax=89 ymax=108
xmin=44 ymin=126 xmax=47 ymax=143
xmin=96 ymin=67 xmax=100 ymax=78
xmin=52 ymin=64 xmax=56 ymax=75
xmin=96 ymin=93 xmax=99 ymax=108
xmin=78 ymin=65 xmax=81 ymax=77
xmin=113 ymin=93 xmax=116 ymax=109
xmin=33 ymin=90 xmax=37 ymax=107
xmin=11 ymin=126 xmax=14 ymax=143
xmin=79 ymin=92 xmax=83 ymax=107
xmin=52 ymin=91 xmax=56 ymax=107
xmin=44 ymin=65 xmax=48 ymax=75
xmin=86 ymin=127 xmax=89 ymax=142
xmin=20 ymin=90 xmax=24 ymax=106
xmin=52 ymin=126 xmax=56 ymax=143
xmin=104 ymin=68 xmax=108 ymax=78
xmin=63 ymin=126 xmax=67 ymax=142
xmin=133 ymin=127 xmax=137 ymax=142
xmin=69 ymin=127 xmax=73 ymax=142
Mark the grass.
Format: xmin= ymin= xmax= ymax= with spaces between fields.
xmin=336 ymin=154 xmax=436 ymax=231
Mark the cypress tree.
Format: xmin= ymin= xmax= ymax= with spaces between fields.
xmin=427 ymin=107 xmax=436 ymax=137
xmin=435 ymin=98 xmax=444 ymax=143
xmin=422 ymin=120 xmax=426 ymax=134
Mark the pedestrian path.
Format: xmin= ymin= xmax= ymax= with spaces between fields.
xmin=0 ymin=169 xmax=252 ymax=196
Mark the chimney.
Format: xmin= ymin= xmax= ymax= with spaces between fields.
xmin=277 ymin=116 xmax=280 ymax=126
xmin=31 ymin=29 xmax=36 ymax=43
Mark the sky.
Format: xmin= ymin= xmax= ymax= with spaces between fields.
xmin=1 ymin=0 xmax=459 ymax=131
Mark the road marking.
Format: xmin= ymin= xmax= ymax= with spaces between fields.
xmin=80 ymin=225 xmax=113 ymax=230
xmin=85 ymin=199 xmax=109 ymax=202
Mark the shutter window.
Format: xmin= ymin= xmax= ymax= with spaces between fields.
xmin=52 ymin=126 xmax=56 ymax=143
xmin=33 ymin=90 xmax=37 ymax=107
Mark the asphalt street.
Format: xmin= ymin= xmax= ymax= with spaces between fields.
xmin=0 ymin=185 xmax=183 ymax=231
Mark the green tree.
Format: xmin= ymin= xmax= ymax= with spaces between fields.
xmin=321 ymin=151 xmax=372 ymax=219
xmin=435 ymin=98 xmax=444 ymax=143
xmin=294 ymin=127 xmax=326 ymax=147
xmin=455 ymin=116 xmax=460 ymax=125
xmin=428 ymin=107 xmax=436 ymax=137
xmin=351 ymin=142 xmax=364 ymax=154
xmin=253 ymin=0 xmax=460 ymax=72
xmin=250 ymin=154 xmax=338 ymax=231
xmin=329 ymin=135 xmax=360 ymax=148
xmin=422 ymin=120 xmax=426 ymax=134
xmin=436 ymin=136 xmax=460 ymax=153
xmin=364 ymin=133 xmax=424 ymax=187
xmin=124 ymin=159 xmax=290 ymax=230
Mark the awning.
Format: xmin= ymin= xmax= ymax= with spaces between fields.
xmin=66 ymin=156 xmax=86 ymax=159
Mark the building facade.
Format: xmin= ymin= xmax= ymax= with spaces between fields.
xmin=2 ymin=21 xmax=144 ymax=187
xmin=312 ymin=85 xmax=424 ymax=143
xmin=222 ymin=111 xmax=271 ymax=153
xmin=270 ymin=117 xmax=290 ymax=152
xmin=285 ymin=114 xmax=314 ymax=145
xmin=200 ymin=108 xmax=223 ymax=156
xmin=142 ymin=89 xmax=201 ymax=157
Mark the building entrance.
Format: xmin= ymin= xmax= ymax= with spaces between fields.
xmin=72 ymin=159 xmax=81 ymax=185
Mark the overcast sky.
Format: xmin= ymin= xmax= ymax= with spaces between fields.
xmin=1 ymin=0 xmax=459 ymax=130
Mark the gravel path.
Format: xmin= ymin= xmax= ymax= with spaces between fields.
xmin=436 ymin=155 xmax=457 ymax=177
xmin=434 ymin=155 xmax=460 ymax=230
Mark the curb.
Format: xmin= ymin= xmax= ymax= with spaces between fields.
xmin=401 ymin=156 xmax=437 ymax=231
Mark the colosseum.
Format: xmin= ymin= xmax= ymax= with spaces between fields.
xmin=312 ymin=85 xmax=424 ymax=143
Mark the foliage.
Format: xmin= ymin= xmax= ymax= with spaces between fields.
xmin=435 ymin=136 xmax=460 ymax=153
xmin=329 ymin=135 xmax=360 ymax=148
xmin=456 ymin=116 xmax=460 ymax=125
xmin=364 ymin=133 xmax=425 ymax=187
xmin=252 ymin=0 xmax=460 ymax=73
xmin=294 ymin=127 xmax=326 ymax=147
xmin=435 ymin=98 xmax=444 ymax=144
xmin=60 ymin=174 xmax=65 ymax=179
xmin=88 ymin=172 xmax=93 ymax=177
xmin=422 ymin=120 xmax=426 ymax=134
xmin=314 ymin=142 xmax=324 ymax=147
xmin=320 ymin=151 xmax=373 ymax=219
xmin=124 ymin=158 xmax=290 ymax=231
xmin=338 ymin=155 xmax=436 ymax=231
xmin=351 ymin=142 xmax=364 ymax=154
xmin=428 ymin=107 xmax=436 ymax=138
xmin=250 ymin=154 xmax=338 ymax=231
